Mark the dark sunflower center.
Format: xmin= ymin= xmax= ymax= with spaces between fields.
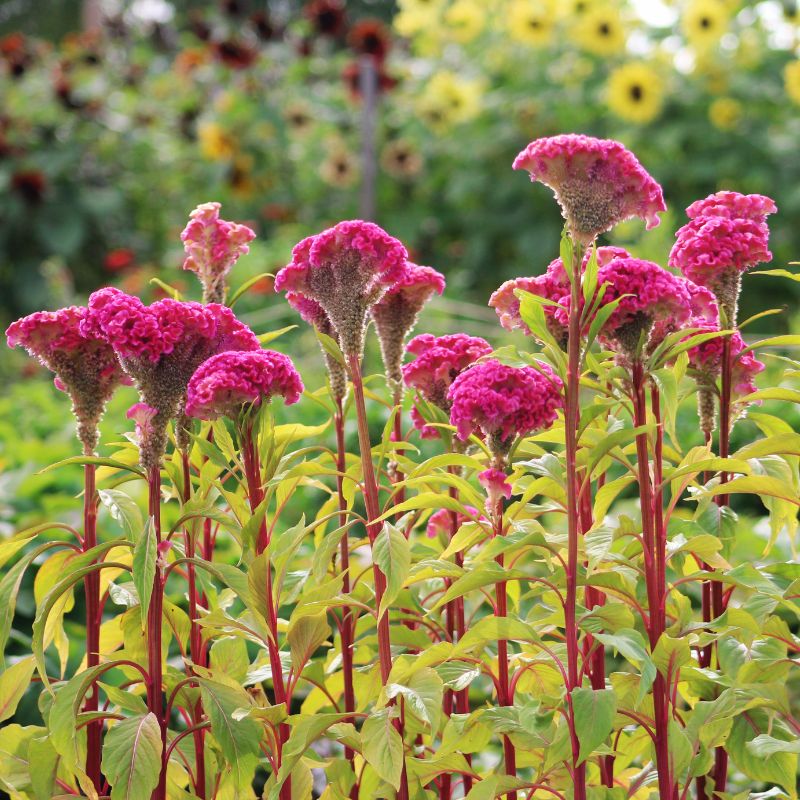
xmin=598 ymin=22 xmax=611 ymax=36
xmin=700 ymin=16 xmax=711 ymax=28
xmin=630 ymin=84 xmax=643 ymax=101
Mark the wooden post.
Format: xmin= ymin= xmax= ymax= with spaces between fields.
xmin=358 ymin=55 xmax=378 ymax=222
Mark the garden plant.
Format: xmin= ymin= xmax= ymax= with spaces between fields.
xmin=1 ymin=131 xmax=799 ymax=800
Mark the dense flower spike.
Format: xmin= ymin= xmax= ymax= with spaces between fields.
xmin=185 ymin=350 xmax=303 ymax=420
xmin=512 ymin=134 xmax=665 ymax=243
xmin=181 ymin=201 xmax=256 ymax=303
xmin=274 ymin=220 xmax=408 ymax=356
xmin=686 ymin=191 xmax=777 ymax=222
xmin=448 ymin=359 xmax=563 ymax=452
xmin=6 ymin=306 xmax=131 ymax=453
xmin=372 ymin=263 xmax=445 ymax=389
xmin=82 ymin=288 xmax=259 ymax=467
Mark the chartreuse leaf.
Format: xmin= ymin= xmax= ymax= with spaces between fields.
xmin=287 ymin=611 xmax=330 ymax=673
xmin=652 ymin=635 xmax=691 ymax=680
xmin=373 ymin=523 xmax=411 ymax=620
xmin=592 ymin=629 xmax=656 ymax=702
xmin=28 ymin=733 xmax=59 ymax=800
xmin=101 ymin=713 xmax=162 ymax=800
xmin=38 ymin=455 xmax=145 ymax=477
xmin=0 ymin=656 xmax=35 ymax=723
xmin=362 ymin=708 xmax=404 ymax=790
xmin=386 ymin=667 xmax=443 ymax=732
xmin=571 ymin=687 xmax=616 ymax=765
xmin=133 ymin=517 xmax=157 ymax=627
xmin=98 ymin=489 xmax=143 ymax=537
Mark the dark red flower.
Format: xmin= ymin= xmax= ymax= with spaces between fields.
xmin=189 ymin=11 xmax=212 ymax=41
xmin=342 ymin=60 xmax=397 ymax=99
xmin=104 ymin=248 xmax=136 ymax=273
xmin=12 ymin=170 xmax=47 ymax=204
xmin=348 ymin=18 xmax=391 ymax=61
xmin=305 ymin=0 xmax=346 ymax=36
xmin=213 ymin=38 xmax=259 ymax=69
xmin=250 ymin=11 xmax=278 ymax=40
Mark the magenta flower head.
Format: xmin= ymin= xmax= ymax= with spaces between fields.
xmin=686 ymin=191 xmax=777 ymax=223
xmin=82 ymin=287 xmax=259 ymax=468
xmin=447 ymin=359 xmax=564 ymax=457
xmin=513 ymin=134 xmax=666 ymax=245
xmin=402 ymin=333 xmax=492 ymax=438
xmin=7 ymin=306 xmax=132 ymax=454
xmin=650 ymin=278 xmax=719 ymax=350
xmin=274 ymin=220 xmax=408 ymax=358
xmin=372 ymin=263 xmax=446 ymax=391
xmin=181 ymin=201 xmax=256 ymax=303
xmin=185 ymin=350 xmax=303 ymax=421
xmin=286 ymin=291 xmax=347 ymax=403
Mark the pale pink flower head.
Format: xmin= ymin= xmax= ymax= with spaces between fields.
xmin=426 ymin=505 xmax=484 ymax=539
xmin=513 ymin=134 xmax=666 ymax=244
xmin=402 ymin=333 xmax=492 ymax=438
xmin=447 ymin=359 xmax=564 ymax=453
xmin=478 ymin=468 xmax=513 ymax=515
xmin=185 ymin=350 xmax=303 ymax=421
xmin=127 ymin=402 xmax=158 ymax=445
xmin=372 ymin=263 xmax=446 ymax=387
xmin=181 ymin=201 xmax=256 ymax=303
xmin=7 ymin=306 xmax=131 ymax=453
xmin=82 ymin=287 xmax=259 ymax=467
xmin=686 ymin=191 xmax=777 ymax=223
xmin=274 ymin=220 xmax=408 ymax=357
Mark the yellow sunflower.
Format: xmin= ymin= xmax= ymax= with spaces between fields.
xmin=708 ymin=97 xmax=742 ymax=130
xmin=508 ymin=0 xmax=556 ymax=46
xmin=444 ymin=0 xmax=486 ymax=42
xmin=682 ymin=0 xmax=730 ymax=50
xmin=394 ymin=0 xmax=442 ymax=37
xmin=607 ymin=62 xmax=664 ymax=124
xmin=785 ymin=59 xmax=800 ymax=105
xmin=417 ymin=71 xmax=483 ymax=130
xmin=198 ymin=122 xmax=236 ymax=161
xmin=573 ymin=4 xmax=627 ymax=56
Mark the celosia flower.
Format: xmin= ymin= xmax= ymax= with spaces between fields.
xmin=447 ymin=359 xmax=563 ymax=452
xmin=127 ymin=402 xmax=157 ymax=445
xmin=286 ymin=291 xmax=347 ymax=402
xmin=181 ymin=201 xmax=256 ymax=303
xmin=685 ymin=191 xmax=777 ymax=223
xmin=650 ymin=277 xmax=719 ymax=350
xmin=512 ymin=134 xmax=665 ymax=243
xmin=274 ymin=220 xmax=408 ymax=357
xmin=688 ymin=329 xmax=764 ymax=396
xmin=426 ymin=505 xmax=483 ymax=539
xmin=82 ymin=288 xmax=259 ymax=468
xmin=6 ymin=306 xmax=131 ymax=453
xmin=479 ymin=468 xmax=513 ymax=514
xmin=372 ymin=263 xmax=446 ymax=391
xmin=185 ymin=350 xmax=303 ymax=420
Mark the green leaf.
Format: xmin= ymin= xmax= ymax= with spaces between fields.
xmin=373 ymin=524 xmax=411 ymax=620
xmin=0 ymin=657 xmax=35 ymax=723
xmin=28 ymin=733 xmax=59 ymax=800
xmin=747 ymin=734 xmax=800 ymax=756
xmin=454 ymin=615 xmax=538 ymax=655
xmin=592 ymin=629 xmax=656 ymax=702
xmin=101 ymin=713 xmax=162 ymax=800
xmin=227 ymin=272 xmax=274 ymax=307
xmin=431 ymin=562 xmax=508 ymax=611
xmin=652 ymin=635 xmax=691 ymax=680
xmin=38 ymin=455 xmax=145 ymax=477
xmin=386 ymin=667 xmax=443 ymax=732
xmin=98 ymin=490 xmax=144 ymax=538
xmin=133 ymin=518 xmax=157 ymax=627
xmin=362 ymin=709 xmax=404 ymax=790
xmin=148 ymin=277 xmax=181 ymax=299
xmin=287 ymin=611 xmax=330 ymax=673
xmin=571 ymin=687 xmax=616 ymax=765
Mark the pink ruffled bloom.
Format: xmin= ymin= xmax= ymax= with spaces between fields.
xmin=372 ymin=263 xmax=446 ymax=387
xmin=185 ymin=350 xmax=303 ymax=421
xmin=274 ymin=220 xmax=408 ymax=357
xmin=686 ymin=191 xmax=777 ymax=223
xmin=426 ymin=505 xmax=484 ymax=539
xmin=513 ymin=134 xmax=666 ymax=243
xmin=447 ymin=359 xmax=564 ymax=451
xmin=402 ymin=333 xmax=492 ymax=438
xmin=82 ymin=287 xmax=259 ymax=467
xmin=6 ymin=306 xmax=131 ymax=453
xmin=181 ymin=201 xmax=256 ymax=303
xmin=651 ymin=278 xmax=719 ymax=350
xmin=688 ymin=329 xmax=765 ymax=399
xmin=490 ymin=246 xmax=628 ymax=341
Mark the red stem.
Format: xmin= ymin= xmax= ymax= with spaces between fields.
xmin=347 ymin=353 xmax=409 ymax=800
xmin=82 ymin=463 xmax=102 ymax=792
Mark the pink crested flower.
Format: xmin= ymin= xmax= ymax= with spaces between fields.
xmin=447 ymin=359 xmax=564 ymax=451
xmin=185 ymin=350 xmax=303 ymax=421
xmin=686 ymin=191 xmax=777 ymax=223
xmin=274 ymin=220 xmax=408 ymax=356
xmin=650 ymin=277 xmax=719 ymax=350
xmin=7 ymin=306 xmax=131 ymax=453
xmin=490 ymin=246 xmax=628 ymax=340
xmin=181 ymin=201 xmax=256 ymax=303
xmin=688 ymin=329 xmax=764 ymax=398
xmin=513 ymin=134 xmax=665 ymax=243
xmin=372 ymin=263 xmax=446 ymax=387
xmin=426 ymin=505 xmax=484 ymax=539
xmin=82 ymin=287 xmax=259 ymax=467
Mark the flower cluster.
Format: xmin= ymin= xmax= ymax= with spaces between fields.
xmin=274 ymin=220 xmax=408 ymax=357
xmin=402 ymin=333 xmax=492 ymax=438
xmin=6 ymin=306 xmax=131 ymax=453
xmin=512 ymin=134 xmax=665 ymax=243
xmin=448 ymin=359 xmax=563 ymax=453
xmin=186 ymin=350 xmax=303 ymax=421
xmin=372 ymin=263 xmax=445 ymax=390
xmin=181 ymin=202 xmax=256 ymax=303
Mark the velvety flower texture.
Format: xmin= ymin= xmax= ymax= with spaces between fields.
xmin=274 ymin=220 xmax=408 ymax=357
xmin=185 ymin=350 xmax=303 ymax=420
xmin=82 ymin=287 xmax=259 ymax=467
xmin=6 ymin=306 xmax=131 ymax=453
xmin=490 ymin=246 xmax=629 ymax=341
xmin=448 ymin=359 xmax=564 ymax=450
xmin=372 ymin=263 xmax=446 ymax=389
xmin=686 ymin=191 xmax=777 ymax=222
xmin=181 ymin=201 xmax=256 ymax=303
xmin=513 ymin=134 xmax=666 ymax=243
xmin=426 ymin=506 xmax=484 ymax=539
xmin=403 ymin=333 xmax=492 ymax=437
